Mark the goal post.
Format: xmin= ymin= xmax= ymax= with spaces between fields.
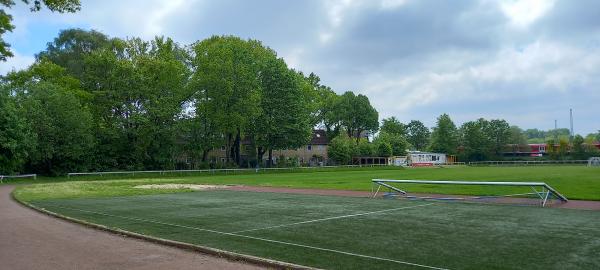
xmin=588 ymin=157 xmax=600 ymax=167
xmin=0 ymin=174 xmax=37 ymax=183
xmin=371 ymin=179 xmax=568 ymax=207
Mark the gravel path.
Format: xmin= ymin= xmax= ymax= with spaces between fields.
xmin=0 ymin=185 xmax=264 ymax=270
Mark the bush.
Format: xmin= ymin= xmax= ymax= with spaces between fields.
xmin=328 ymin=135 xmax=353 ymax=164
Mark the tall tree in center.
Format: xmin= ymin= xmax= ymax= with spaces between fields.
xmin=192 ymin=36 xmax=262 ymax=165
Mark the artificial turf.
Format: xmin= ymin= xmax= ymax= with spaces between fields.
xmin=13 ymin=166 xmax=600 ymax=201
xmin=32 ymin=190 xmax=600 ymax=270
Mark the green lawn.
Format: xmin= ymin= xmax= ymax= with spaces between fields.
xmin=31 ymin=190 xmax=600 ymax=270
xmin=13 ymin=166 xmax=600 ymax=201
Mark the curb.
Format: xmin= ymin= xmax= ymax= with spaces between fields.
xmin=10 ymin=190 xmax=318 ymax=270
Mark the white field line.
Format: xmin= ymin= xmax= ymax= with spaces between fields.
xmin=232 ymin=203 xmax=434 ymax=234
xmin=47 ymin=204 xmax=449 ymax=270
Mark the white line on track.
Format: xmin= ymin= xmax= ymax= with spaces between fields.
xmin=47 ymin=204 xmax=448 ymax=270
xmin=231 ymin=203 xmax=435 ymax=233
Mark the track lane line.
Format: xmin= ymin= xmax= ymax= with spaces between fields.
xmin=44 ymin=204 xmax=449 ymax=270
xmin=231 ymin=203 xmax=434 ymax=233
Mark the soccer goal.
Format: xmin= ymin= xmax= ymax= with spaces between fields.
xmin=371 ymin=179 xmax=568 ymax=207
xmin=0 ymin=174 xmax=37 ymax=184
xmin=588 ymin=157 xmax=600 ymax=167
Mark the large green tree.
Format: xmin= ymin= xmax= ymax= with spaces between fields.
xmin=485 ymin=119 xmax=511 ymax=157
xmin=336 ymin=91 xmax=379 ymax=142
xmin=430 ymin=113 xmax=458 ymax=154
xmin=0 ymin=83 xmax=33 ymax=173
xmin=253 ymin=57 xmax=313 ymax=166
xmin=36 ymin=28 xmax=118 ymax=79
xmin=375 ymin=131 xmax=407 ymax=156
xmin=1 ymin=0 xmax=80 ymax=61
xmin=459 ymin=118 xmax=492 ymax=161
xmin=380 ymin=117 xmax=406 ymax=136
xmin=191 ymin=36 xmax=263 ymax=165
xmin=327 ymin=134 xmax=353 ymax=165
xmin=406 ymin=120 xmax=430 ymax=151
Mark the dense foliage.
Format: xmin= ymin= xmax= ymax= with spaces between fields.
xmin=0 ymin=29 xmax=382 ymax=174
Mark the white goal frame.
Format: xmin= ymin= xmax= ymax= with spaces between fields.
xmin=588 ymin=157 xmax=600 ymax=167
xmin=0 ymin=174 xmax=37 ymax=184
xmin=371 ymin=179 xmax=568 ymax=207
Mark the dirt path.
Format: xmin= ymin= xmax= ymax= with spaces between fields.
xmin=0 ymin=185 xmax=264 ymax=270
xmin=227 ymin=186 xmax=600 ymax=210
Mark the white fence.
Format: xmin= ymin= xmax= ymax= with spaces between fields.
xmin=0 ymin=174 xmax=37 ymax=183
xmin=66 ymin=164 xmax=395 ymax=178
xmin=468 ymin=160 xmax=588 ymax=166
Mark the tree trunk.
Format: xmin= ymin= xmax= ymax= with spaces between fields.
xmin=268 ymin=149 xmax=273 ymax=168
xmin=257 ymin=147 xmax=266 ymax=167
xmin=226 ymin=133 xmax=233 ymax=163
xmin=355 ymin=129 xmax=363 ymax=144
xmin=234 ymin=128 xmax=241 ymax=166
xmin=201 ymin=149 xmax=209 ymax=162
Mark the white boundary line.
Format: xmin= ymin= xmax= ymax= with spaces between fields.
xmin=46 ymin=204 xmax=449 ymax=270
xmin=232 ymin=203 xmax=434 ymax=233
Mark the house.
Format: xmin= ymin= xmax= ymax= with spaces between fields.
xmin=270 ymin=130 xmax=330 ymax=166
xmin=206 ymin=130 xmax=330 ymax=167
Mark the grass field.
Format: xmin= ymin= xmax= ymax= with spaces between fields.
xmin=31 ymin=190 xmax=600 ymax=270
xmin=12 ymin=166 xmax=600 ymax=269
xmin=13 ymin=166 xmax=600 ymax=201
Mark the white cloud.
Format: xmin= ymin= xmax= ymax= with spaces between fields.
xmin=360 ymin=40 xmax=600 ymax=130
xmin=1 ymin=51 xmax=35 ymax=75
xmin=501 ymin=0 xmax=555 ymax=28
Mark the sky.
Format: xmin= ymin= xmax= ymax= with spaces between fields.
xmin=2 ymin=0 xmax=599 ymax=135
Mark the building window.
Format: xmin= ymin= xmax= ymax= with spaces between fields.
xmin=220 ymin=158 xmax=226 ymax=163
xmin=539 ymin=145 xmax=546 ymax=153
xmin=221 ymin=145 xmax=226 ymax=151
xmin=307 ymin=145 xmax=312 ymax=151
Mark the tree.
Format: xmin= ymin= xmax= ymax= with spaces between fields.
xmin=78 ymin=36 xmax=190 ymax=170
xmin=380 ymin=117 xmax=406 ymax=136
xmin=36 ymin=28 xmax=118 ymax=79
xmin=357 ymin=139 xmax=375 ymax=156
xmin=485 ymin=119 xmax=511 ymax=157
xmin=0 ymin=84 xmax=33 ymax=174
xmin=253 ymin=57 xmax=313 ymax=167
xmin=430 ymin=114 xmax=458 ymax=154
xmin=4 ymin=60 xmax=94 ymax=175
xmin=376 ymin=141 xmax=392 ymax=157
xmin=572 ymin=134 xmax=586 ymax=159
xmin=335 ymin=91 xmax=379 ymax=143
xmin=584 ymin=131 xmax=600 ymax=143
xmin=459 ymin=118 xmax=492 ymax=161
xmin=508 ymin=126 xmax=527 ymax=145
xmin=406 ymin=120 xmax=430 ymax=151
xmin=375 ymin=132 xmax=408 ymax=156
xmin=1 ymin=0 xmax=80 ymax=61
xmin=192 ymin=36 xmax=262 ymax=165
xmin=327 ymin=134 xmax=353 ymax=164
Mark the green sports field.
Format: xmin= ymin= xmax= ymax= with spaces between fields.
xmin=13 ymin=166 xmax=600 ymax=269
xmin=31 ymin=191 xmax=600 ymax=269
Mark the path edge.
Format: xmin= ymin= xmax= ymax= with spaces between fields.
xmin=10 ymin=189 xmax=318 ymax=270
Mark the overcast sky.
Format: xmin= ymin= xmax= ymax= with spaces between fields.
xmin=2 ymin=0 xmax=599 ymax=135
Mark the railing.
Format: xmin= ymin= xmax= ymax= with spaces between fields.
xmin=66 ymin=164 xmax=395 ymax=178
xmin=468 ymin=160 xmax=588 ymax=166
xmin=0 ymin=174 xmax=37 ymax=183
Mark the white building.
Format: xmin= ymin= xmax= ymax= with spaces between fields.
xmin=407 ymin=151 xmax=447 ymax=166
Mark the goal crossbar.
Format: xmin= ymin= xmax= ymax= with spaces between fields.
xmin=371 ymin=179 xmax=568 ymax=207
xmin=0 ymin=174 xmax=37 ymax=183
